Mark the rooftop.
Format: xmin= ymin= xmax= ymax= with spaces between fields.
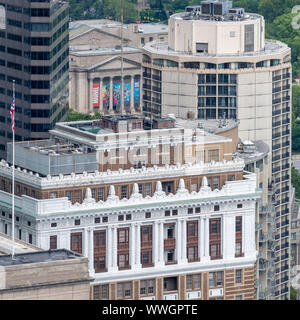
xmin=70 ymin=45 xmax=141 ymax=56
xmin=172 ymin=10 xmax=261 ymax=23
xmin=144 ymin=39 xmax=290 ymax=59
xmin=175 ymin=118 xmax=239 ymax=134
xmin=0 ymin=233 xmax=40 ymax=256
xmin=235 ymin=140 xmax=269 ymax=164
xmin=0 ymin=249 xmax=82 ymax=267
xmin=69 ymin=20 xmax=168 ymax=35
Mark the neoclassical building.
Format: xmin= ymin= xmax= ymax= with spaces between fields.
xmin=69 ymin=47 xmax=142 ymax=115
xmin=0 ymin=115 xmax=260 ymax=300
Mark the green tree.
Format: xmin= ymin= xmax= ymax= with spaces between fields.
xmin=68 ymin=109 xmax=102 ymax=122
xmin=292 ymin=166 xmax=300 ymax=198
xmin=290 ymin=286 xmax=298 ymax=300
xmin=266 ymin=12 xmax=300 ymax=74
xmin=293 ymin=84 xmax=300 ymax=119
xmin=233 ymin=0 xmax=260 ymax=13
xmin=102 ymin=0 xmax=138 ymax=23
xmin=258 ymin=0 xmax=300 ymax=21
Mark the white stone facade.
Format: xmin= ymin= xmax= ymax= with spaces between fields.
xmin=0 ymin=171 xmax=260 ymax=285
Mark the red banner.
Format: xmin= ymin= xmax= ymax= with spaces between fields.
xmin=92 ymin=83 xmax=99 ymax=107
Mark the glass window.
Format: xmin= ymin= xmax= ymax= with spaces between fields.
xmin=208 ymin=149 xmax=219 ymax=162
xmin=235 ymin=269 xmax=242 ymax=284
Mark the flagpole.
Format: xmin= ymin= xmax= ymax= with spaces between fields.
xmin=12 ymin=80 xmax=15 ymax=259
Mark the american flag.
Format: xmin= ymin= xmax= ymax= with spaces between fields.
xmin=10 ymin=97 xmax=15 ymax=132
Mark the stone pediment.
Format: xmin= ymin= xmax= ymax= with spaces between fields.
xmin=87 ymin=56 xmax=141 ymax=72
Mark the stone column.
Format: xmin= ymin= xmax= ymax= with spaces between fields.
xmin=135 ymin=223 xmax=141 ymax=268
xmin=203 ymin=217 xmax=210 ymax=261
xmin=242 ymin=214 xmax=246 ymax=255
xmin=181 ymin=218 xmax=187 ymax=263
xmin=88 ymin=77 xmax=93 ymax=114
xmin=154 ymin=221 xmax=159 ymax=266
xmin=109 ymin=77 xmax=113 ymax=114
xmin=84 ymin=227 xmax=89 ymax=258
xmin=130 ymin=75 xmax=135 ymax=114
xmin=107 ymin=225 xmax=113 ymax=270
xmin=88 ymin=228 xmax=95 ymax=275
xmin=198 ymin=218 xmax=202 ymax=261
xmin=130 ymin=223 xmax=136 ymax=267
xmin=222 ymin=215 xmax=226 ymax=259
xmin=158 ymin=221 xmax=164 ymax=266
xmin=176 ymin=219 xmax=182 ymax=263
xmin=112 ymin=226 xmax=118 ymax=271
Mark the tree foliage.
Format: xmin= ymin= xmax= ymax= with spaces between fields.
xmin=68 ymin=109 xmax=102 ymax=122
xmin=290 ymin=286 xmax=298 ymax=300
xmin=291 ymin=166 xmax=300 ymax=199
xmin=69 ymin=0 xmax=138 ymax=23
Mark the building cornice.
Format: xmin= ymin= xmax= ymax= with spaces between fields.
xmin=0 ymin=158 xmax=245 ymax=190
xmin=0 ymin=172 xmax=260 ymax=218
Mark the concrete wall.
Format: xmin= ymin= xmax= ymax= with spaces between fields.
xmin=237 ymin=70 xmax=273 ymax=150
xmin=2 ymin=258 xmax=90 ymax=289
xmin=169 ymin=15 xmax=264 ymax=55
xmin=162 ymin=71 xmax=197 ymax=118
xmin=0 ymin=282 xmax=90 ymax=300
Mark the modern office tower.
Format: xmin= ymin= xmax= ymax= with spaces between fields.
xmin=0 ymin=116 xmax=260 ymax=300
xmin=141 ymin=1 xmax=291 ymax=300
xmin=0 ymin=0 xmax=69 ymax=158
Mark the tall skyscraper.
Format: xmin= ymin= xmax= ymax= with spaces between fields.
xmin=0 ymin=0 xmax=69 ymax=158
xmin=141 ymin=1 xmax=291 ymax=300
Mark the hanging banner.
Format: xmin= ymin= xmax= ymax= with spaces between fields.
xmin=92 ymin=83 xmax=99 ymax=107
xmin=113 ymin=82 xmax=121 ymax=108
xmin=134 ymin=80 xmax=140 ymax=107
xmin=124 ymin=82 xmax=131 ymax=107
xmin=102 ymin=82 xmax=110 ymax=109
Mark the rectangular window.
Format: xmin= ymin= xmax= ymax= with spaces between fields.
xmin=235 ymin=269 xmax=242 ymax=284
xmin=118 ymin=254 xmax=129 ymax=268
xmin=235 ymin=241 xmax=242 ymax=256
xmin=228 ymin=175 xmax=235 ymax=181
xmin=97 ymin=187 xmax=104 ymax=201
xmin=244 ymin=24 xmax=254 ymax=52
xmin=209 ymin=218 xmax=222 ymax=259
xmin=235 ymin=216 xmax=243 ymax=257
xmin=50 ymin=191 xmax=57 ymax=199
xmin=141 ymin=226 xmax=152 ymax=243
xmin=208 ymin=149 xmax=219 ymax=162
xmin=71 ymin=232 xmax=82 ymax=254
xmin=141 ymin=251 xmax=152 ymax=265
xmin=50 ymin=235 xmax=57 ymax=250
xmin=212 ymin=177 xmax=220 ymax=190
xmin=117 ymin=282 xmax=132 ymax=299
xmin=140 ymin=279 xmax=155 ymax=296
xmin=145 ymin=183 xmax=151 ymax=196
xmin=196 ymin=42 xmax=208 ymax=53
xmin=121 ymin=185 xmax=128 ymax=199
xmin=187 ymin=222 xmax=198 ymax=237
xmin=187 ymin=246 xmax=198 ymax=261
xmin=118 ymin=228 xmax=129 ymax=244
xmin=186 ymin=274 xmax=201 ymax=291
xmin=93 ymin=284 xmax=109 ymax=300
xmin=209 ymin=271 xmax=223 ymax=288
